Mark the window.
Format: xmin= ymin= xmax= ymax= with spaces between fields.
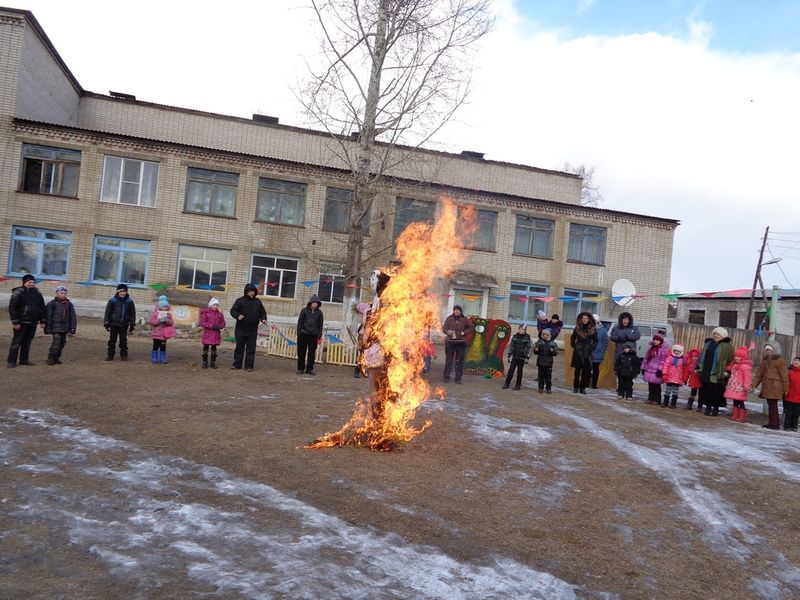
xmin=460 ymin=208 xmax=497 ymax=251
xmin=101 ymin=156 xmax=159 ymax=207
xmin=8 ymin=226 xmax=71 ymax=279
xmin=508 ymin=283 xmax=548 ymax=325
xmin=754 ymin=311 xmax=769 ymax=331
xmin=250 ymin=254 xmax=298 ymax=299
xmin=256 ymin=178 xmax=306 ymax=226
xmin=794 ymin=313 xmax=800 ymax=337
xmin=719 ymin=310 xmax=738 ymax=329
xmin=567 ymin=224 xmax=606 ymax=265
xmin=322 ymin=187 xmax=370 ymax=233
xmin=184 ymin=168 xmax=238 ymax=217
xmin=177 ymin=245 xmax=230 ymax=290
xmin=453 ymin=288 xmax=485 ymax=318
xmin=393 ymin=197 xmax=435 ymax=240
xmin=689 ymin=310 xmax=705 ymax=325
xmin=317 ymin=263 xmax=346 ymax=303
xmin=21 ymin=144 xmax=80 ymax=197
xmin=91 ymin=236 xmax=150 ymax=286
xmin=513 ymin=215 xmax=554 ymax=258
xmin=562 ymin=288 xmax=600 ymax=324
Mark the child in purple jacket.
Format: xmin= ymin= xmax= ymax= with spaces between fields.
xmin=641 ymin=334 xmax=669 ymax=404
xmin=200 ymin=297 xmax=226 ymax=369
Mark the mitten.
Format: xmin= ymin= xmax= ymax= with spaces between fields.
xmin=655 ymin=370 xmax=663 ymax=379
xmin=104 ymin=323 xmax=111 ymax=331
xmin=129 ymin=324 xmax=135 ymax=333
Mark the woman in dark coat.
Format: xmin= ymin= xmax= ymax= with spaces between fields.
xmin=570 ymin=311 xmax=597 ymax=394
xmin=696 ymin=327 xmax=735 ymax=416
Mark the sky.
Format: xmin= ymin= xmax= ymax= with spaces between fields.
xmin=5 ymin=0 xmax=800 ymax=295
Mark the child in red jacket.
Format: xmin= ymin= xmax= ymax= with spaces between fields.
xmin=661 ymin=344 xmax=689 ymax=408
xmin=784 ymin=356 xmax=800 ymax=431
xmin=724 ymin=346 xmax=752 ymax=423
xmin=685 ymin=348 xmax=702 ymax=411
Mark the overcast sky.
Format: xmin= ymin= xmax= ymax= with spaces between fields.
xmin=6 ymin=0 xmax=800 ymax=295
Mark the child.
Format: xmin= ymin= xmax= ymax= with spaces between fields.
xmin=685 ymin=347 xmax=702 ymax=411
xmin=149 ymin=295 xmax=176 ymax=364
xmin=503 ymin=324 xmax=533 ymax=390
xmin=641 ymin=334 xmax=669 ymax=404
xmin=296 ymin=294 xmax=324 ymax=376
xmin=104 ymin=283 xmax=136 ymax=361
xmin=660 ymin=344 xmax=689 ymax=408
xmin=724 ymin=346 xmax=752 ymax=423
xmin=199 ymin=297 xmax=225 ymax=369
xmin=535 ymin=310 xmax=549 ymax=339
xmin=783 ymin=356 xmax=800 ymax=431
xmin=7 ymin=273 xmax=46 ymax=368
xmin=421 ymin=328 xmax=437 ymax=374
xmin=533 ymin=328 xmax=558 ymax=393
xmin=43 ymin=285 xmax=77 ymax=365
xmin=614 ymin=341 xmax=641 ymax=400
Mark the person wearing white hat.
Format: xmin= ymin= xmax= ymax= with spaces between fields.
xmin=696 ymin=327 xmax=734 ymax=416
xmin=200 ymin=297 xmax=226 ymax=368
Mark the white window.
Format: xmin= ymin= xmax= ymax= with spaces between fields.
xmin=101 ymin=156 xmax=159 ymax=207
xmin=184 ymin=168 xmax=238 ymax=217
xmin=256 ymin=178 xmax=306 ymax=225
xmin=91 ymin=236 xmax=150 ymax=286
xmin=562 ymin=288 xmax=600 ymax=324
xmin=508 ymin=282 xmax=549 ymax=324
xmin=568 ymin=224 xmax=606 ymax=265
xmin=9 ymin=226 xmax=71 ymax=279
xmin=393 ymin=197 xmax=435 ymax=240
xmin=452 ymin=288 xmax=486 ymax=318
xmin=514 ymin=215 xmax=554 ymax=257
xmin=317 ymin=263 xmax=346 ymax=303
xmin=177 ymin=245 xmax=230 ymax=291
xmin=250 ymin=254 xmax=298 ymax=299
xmin=21 ymin=144 xmax=80 ymax=197
xmin=459 ymin=207 xmax=497 ymax=251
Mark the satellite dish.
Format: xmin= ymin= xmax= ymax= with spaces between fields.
xmin=611 ymin=278 xmax=636 ymax=307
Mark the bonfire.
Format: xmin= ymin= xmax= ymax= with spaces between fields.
xmin=307 ymin=199 xmax=473 ymax=451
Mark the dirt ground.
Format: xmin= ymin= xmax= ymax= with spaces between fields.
xmin=2 ymin=318 xmax=800 ymax=599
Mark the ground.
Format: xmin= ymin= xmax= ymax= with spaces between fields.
xmin=1 ymin=319 xmax=799 ymax=599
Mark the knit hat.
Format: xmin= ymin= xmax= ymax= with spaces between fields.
xmin=55 ymin=285 xmax=68 ymax=294
xmin=652 ymin=334 xmax=665 ymax=345
xmin=592 ymin=313 xmax=601 ymax=325
xmin=208 ymin=297 xmax=220 ymax=308
xmin=116 ymin=283 xmax=128 ymax=292
xmin=711 ymin=327 xmax=728 ymax=338
xmin=518 ymin=323 xmax=528 ymax=331
xmin=734 ymin=346 xmax=749 ymax=360
xmin=551 ymin=314 xmax=560 ymax=320
xmin=453 ymin=305 xmax=463 ymax=312
xmin=671 ymin=344 xmax=684 ymax=356
xmin=158 ymin=295 xmax=169 ymax=308
xmin=22 ymin=274 xmax=36 ymax=283
xmin=542 ymin=328 xmax=552 ymax=337
xmin=537 ymin=310 xmax=547 ymax=319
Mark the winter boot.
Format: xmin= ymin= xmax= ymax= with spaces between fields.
xmin=711 ymin=406 xmax=719 ymax=417
xmin=738 ymin=408 xmax=747 ymax=423
xmin=159 ymin=350 xmax=167 ymax=365
xmin=210 ymin=351 xmax=217 ymax=369
xmin=106 ymin=352 xmax=114 ymax=362
xmin=696 ymin=401 xmax=704 ymax=413
xmin=662 ymin=394 xmax=670 ymax=407
xmin=502 ymin=382 xmax=510 ymax=390
xmin=202 ymin=353 xmax=209 ymax=369
xmin=703 ymin=405 xmax=712 ymax=416
xmin=670 ymin=394 xmax=678 ymax=408
xmin=573 ymin=387 xmax=579 ymax=393
xmin=730 ymin=406 xmax=740 ymax=421
xmin=513 ymin=384 xmax=521 ymax=391
xmin=151 ymin=351 xmax=159 ymax=364
xmin=685 ymin=397 xmax=695 ymax=410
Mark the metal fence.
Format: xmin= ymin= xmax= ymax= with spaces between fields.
xmin=671 ymin=321 xmax=800 ymax=358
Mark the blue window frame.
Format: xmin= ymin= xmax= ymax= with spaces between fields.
xmin=91 ymin=236 xmax=151 ymax=286
xmin=8 ymin=226 xmax=71 ymax=279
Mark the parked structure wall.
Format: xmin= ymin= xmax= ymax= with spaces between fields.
xmin=675 ymin=294 xmax=800 ymax=337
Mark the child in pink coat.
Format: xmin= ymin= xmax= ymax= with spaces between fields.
xmin=200 ymin=297 xmax=226 ymax=369
xmin=685 ymin=348 xmax=703 ymax=411
xmin=724 ymin=346 xmax=752 ymax=423
xmin=660 ymin=344 xmax=689 ymax=408
xmin=150 ymin=295 xmax=176 ymax=364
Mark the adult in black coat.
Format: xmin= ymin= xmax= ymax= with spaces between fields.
xmin=570 ymin=311 xmax=598 ymax=393
xmin=230 ymin=283 xmax=267 ymax=371
xmin=7 ymin=274 xmax=46 ymax=367
xmin=609 ymin=311 xmax=641 ymax=360
xmin=296 ymin=294 xmax=324 ymax=375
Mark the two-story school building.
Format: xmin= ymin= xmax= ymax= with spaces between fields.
xmin=0 ymin=7 xmax=679 ymax=328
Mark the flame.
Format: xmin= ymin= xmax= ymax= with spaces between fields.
xmin=307 ymin=199 xmax=474 ymax=451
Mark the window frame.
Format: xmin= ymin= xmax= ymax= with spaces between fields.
xmin=688 ymin=309 xmax=706 ymax=325
xmin=177 ymin=244 xmax=230 ymax=291
xmin=255 ymin=177 xmax=306 ymax=226
xmin=249 ymin=253 xmax=299 ymax=299
xmin=508 ymin=282 xmax=549 ymax=325
xmin=8 ymin=226 xmax=72 ymax=280
xmin=100 ymin=155 xmax=160 ymax=207
xmin=460 ymin=207 xmax=498 ymax=251
xmin=20 ymin=144 xmax=81 ymax=198
xmin=562 ymin=288 xmax=601 ymax=324
xmin=567 ymin=223 xmax=607 ymax=265
xmin=513 ymin=214 xmax=554 ymax=258
xmin=90 ymin=235 xmax=151 ymax=287
xmin=317 ymin=262 xmax=346 ymax=304
xmin=322 ymin=187 xmax=370 ymax=234
xmin=183 ymin=167 xmax=239 ymax=218
xmin=718 ymin=310 xmax=738 ymax=329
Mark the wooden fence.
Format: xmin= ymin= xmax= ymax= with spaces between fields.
xmin=266 ymin=324 xmax=358 ymax=366
xmin=671 ymin=321 xmax=800 ymax=358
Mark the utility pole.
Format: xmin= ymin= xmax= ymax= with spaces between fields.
xmin=745 ymin=226 xmax=769 ymax=329
xmin=768 ymin=285 xmax=780 ymax=340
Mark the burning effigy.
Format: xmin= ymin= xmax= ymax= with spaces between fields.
xmin=306 ymin=199 xmax=472 ymax=451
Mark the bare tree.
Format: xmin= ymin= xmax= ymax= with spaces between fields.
xmin=564 ymin=163 xmax=603 ymax=207
xmin=299 ymin=0 xmax=493 ymax=325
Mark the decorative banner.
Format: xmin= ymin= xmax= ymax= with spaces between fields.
xmin=698 ymin=292 xmax=717 ymax=298
xmin=721 ymin=288 xmax=751 ymax=297
xmin=558 ymin=296 xmax=580 ymax=302
xmin=266 ymin=282 xmax=279 ymax=288
xmin=75 ymin=281 xmax=94 ymax=286
xmin=518 ymin=297 xmax=529 ymax=303
xmin=539 ymin=296 xmax=554 ymax=302
xmin=660 ymin=293 xmax=681 ymax=300
xmin=270 ymin=325 xmax=297 ymax=346
xmin=462 ymin=294 xmax=481 ymax=301
xmin=0 ymin=276 xmax=13 ymax=282
xmin=302 ymin=280 xmax=316 ymax=287
xmin=346 ymin=283 xmax=359 ymax=288
xmin=492 ymin=295 xmax=507 ymax=301
xmin=148 ymin=282 xmax=170 ymax=290
xmin=326 ymin=333 xmax=344 ymax=344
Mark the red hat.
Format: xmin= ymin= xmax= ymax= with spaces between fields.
xmin=734 ymin=346 xmax=749 ymax=360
